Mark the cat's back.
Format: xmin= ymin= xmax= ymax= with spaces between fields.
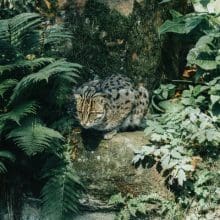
xmin=101 ymin=74 xmax=133 ymax=91
xmin=100 ymin=74 xmax=135 ymax=107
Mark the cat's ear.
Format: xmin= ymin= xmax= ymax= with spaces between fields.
xmin=94 ymin=92 xmax=107 ymax=98
xmin=74 ymin=94 xmax=81 ymax=100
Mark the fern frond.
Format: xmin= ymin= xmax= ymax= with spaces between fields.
xmin=0 ymin=58 xmax=54 ymax=76
xmin=0 ymin=79 xmax=17 ymax=98
xmin=44 ymin=24 xmax=73 ymax=46
xmin=0 ymin=161 xmax=7 ymax=173
xmin=0 ymin=150 xmax=15 ymax=161
xmin=0 ymin=150 xmax=15 ymax=173
xmin=0 ymin=101 xmax=38 ymax=125
xmin=41 ymin=164 xmax=83 ymax=220
xmin=0 ymin=19 xmax=10 ymax=42
xmin=9 ymin=60 xmax=81 ymax=103
xmin=0 ymin=13 xmax=42 ymax=47
xmin=7 ymin=120 xmax=64 ymax=156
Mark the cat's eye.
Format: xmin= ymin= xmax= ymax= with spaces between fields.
xmin=90 ymin=111 xmax=103 ymax=114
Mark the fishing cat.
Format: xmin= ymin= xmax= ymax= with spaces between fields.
xmin=73 ymin=75 xmax=149 ymax=139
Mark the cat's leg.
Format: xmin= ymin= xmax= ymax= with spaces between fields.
xmin=128 ymin=86 xmax=149 ymax=128
xmin=104 ymin=129 xmax=117 ymax=139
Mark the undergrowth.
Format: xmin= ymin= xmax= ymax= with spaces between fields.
xmin=0 ymin=3 xmax=83 ymax=219
xmin=111 ymin=0 xmax=220 ymax=219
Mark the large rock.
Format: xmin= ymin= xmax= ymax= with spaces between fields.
xmin=75 ymin=212 xmax=116 ymax=220
xmin=71 ymin=131 xmax=173 ymax=210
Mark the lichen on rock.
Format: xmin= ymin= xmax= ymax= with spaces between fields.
xmin=71 ymin=131 xmax=174 ymax=210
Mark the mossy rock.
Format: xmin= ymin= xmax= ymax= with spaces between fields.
xmin=72 ymin=131 xmax=174 ymax=210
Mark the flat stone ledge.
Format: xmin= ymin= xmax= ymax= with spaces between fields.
xmin=72 ymin=131 xmax=174 ymax=210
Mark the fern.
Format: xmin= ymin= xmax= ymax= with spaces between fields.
xmin=41 ymin=163 xmax=83 ymax=220
xmin=0 ymin=12 xmax=73 ymax=58
xmin=109 ymin=193 xmax=178 ymax=220
xmin=0 ymin=13 xmax=42 ymax=46
xmin=0 ymin=150 xmax=15 ymax=173
xmin=7 ymin=119 xmax=64 ymax=155
xmin=0 ymin=79 xmax=17 ymax=98
xmin=0 ymin=0 xmax=37 ymax=15
xmin=9 ymin=59 xmax=81 ymax=103
xmin=0 ymin=10 xmax=83 ymax=218
xmin=44 ymin=24 xmax=73 ymax=46
xmin=0 ymin=58 xmax=54 ymax=75
xmin=0 ymin=101 xmax=38 ymax=125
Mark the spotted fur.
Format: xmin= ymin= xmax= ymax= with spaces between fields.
xmin=73 ymin=75 xmax=149 ymax=139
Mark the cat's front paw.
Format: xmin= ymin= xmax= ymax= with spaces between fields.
xmin=104 ymin=130 xmax=117 ymax=140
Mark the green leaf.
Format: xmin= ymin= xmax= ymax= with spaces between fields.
xmin=195 ymin=95 xmax=206 ymax=104
xmin=210 ymin=95 xmax=220 ymax=107
xmin=182 ymin=90 xmax=192 ymax=98
xmin=159 ymin=14 xmax=206 ymax=35
xmin=193 ymin=85 xmax=209 ymax=97
xmin=137 ymin=202 xmax=147 ymax=214
xmin=159 ymin=100 xmax=184 ymax=113
xmin=194 ymin=55 xmax=217 ymax=70
xmin=0 ymin=79 xmax=17 ymax=98
xmin=0 ymin=150 xmax=15 ymax=173
xmin=0 ymin=101 xmax=38 ymax=125
xmin=159 ymin=20 xmax=186 ymax=35
xmin=109 ymin=193 xmax=125 ymax=205
xmin=128 ymin=203 xmax=137 ymax=216
xmin=151 ymin=133 xmax=163 ymax=142
xmin=9 ymin=59 xmax=81 ymax=104
xmin=41 ymin=164 xmax=83 ymax=219
xmin=0 ymin=150 xmax=15 ymax=162
xmin=181 ymin=97 xmax=195 ymax=106
xmin=162 ymin=90 xmax=169 ymax=99
xmin=0 ymin=13 xmax=42 ymax=50
xmin=192 ymin=0 xmax=220 ymax=14
xmin=0 ymin=161 xmax=7 ymax=173
xmin=169 ymin=10 xmax=183 ymax=18
xmin=171 ymin=150 xmax=182 ymax=159
xmin=159 ymin=0 xmax=172 ymax=4
xmin=161 ymin=154 xmax=171 ymax=170
xmin=177 ymin=169 xmax=186 ymax=186
xmin=182 ymin=164 xmax=194 ymax=171
xmin=7 ymin=119 xmax=64 ymax=156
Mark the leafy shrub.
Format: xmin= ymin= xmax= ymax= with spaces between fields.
xmin=133 ymin=0 xmax=220 ymax=217
xmin=0 ymin=12 xmax=83 ymax=219
xmin=133 ymin=105 xmax=220 ymax=185
xmin=109 ymin=193 xmax=180 ymax=220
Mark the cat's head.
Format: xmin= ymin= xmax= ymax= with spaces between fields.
xmin=74 ymin=93 xmax=107 ymax=129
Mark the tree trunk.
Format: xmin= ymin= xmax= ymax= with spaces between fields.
xmin=64 ymin=0 xmax=191 ymax=91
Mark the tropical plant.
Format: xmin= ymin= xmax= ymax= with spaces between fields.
xmin=109 ymin=193 xmax=181 ymax=220
xmin=0 ymin=11 xmax=83 ymax=219
xmin=0 ymin=150 xmax=15 ymax=173
xmin=133 ymin=0 xmax=220 ymax=217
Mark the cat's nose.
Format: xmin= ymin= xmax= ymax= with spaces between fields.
xmin=81 ymin=122 xmax=90 ymax=128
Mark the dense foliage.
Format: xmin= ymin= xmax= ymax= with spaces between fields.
xmin=1 ymin=0 xmax=219 ymax=219
xmin=0 ymin=7 xmax=83 ymax=220
xmin=131 ymin=0 xmax=220 ymax=219
xmin=109 ymin=193 xmax=180 ymax=220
